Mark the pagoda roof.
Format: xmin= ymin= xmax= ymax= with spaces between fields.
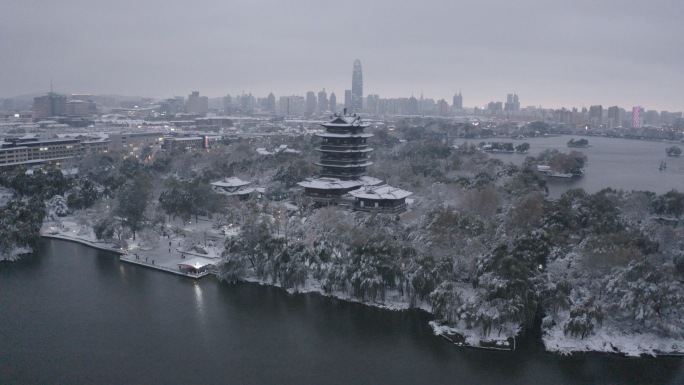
xmin=316 ymin=132 xmax=373 ymax=138
xmin=358 ymin=176 xmax=384 ymax=186
xmin=350 ymin=185 xmax=413 ymax=200
xmin=315 ymin=147 xmax=373 ymax=153
xmin=315 ymin=161 xmax=373 ymax=168
xmin=298 ymin=177 xmax=363 ymax=190
xmin=320 ymin=114 xmax=370 ymax=128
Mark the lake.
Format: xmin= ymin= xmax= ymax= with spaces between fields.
xmin=1 ymin=239 xmax=682 ymax=384
xmin=473 ymin=135 xmax=684 ymax=198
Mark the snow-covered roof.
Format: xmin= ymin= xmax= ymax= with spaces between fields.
xmin=298 ymin=177 xmax=363 ymax=190
xmin=320 ymin=114 xmax=370 ymax=128
xmin=316 ymin=133 xmax=373 ymax=138
xmin=358 ymin=176 xmax=383 ymax=186
xmin=178 ymin=257 xmax=216 ymax=269
xmin=314 ymin=161 xmax=373 ymax=168
xmin=314 ymin=147 xmax=373 ymax=153
xmin=60 ymin=168 xmax=79 ymax=176
xmin=350 ymin=185 xmax=413 ymax=200
xmin=211 ymin=177 xmax=251 ymax=188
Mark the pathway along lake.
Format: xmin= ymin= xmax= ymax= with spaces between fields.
xmin=478 ymin=135 xmax=684 ymax=198
xmin=1 ymin=239 xmax=683 ymax=384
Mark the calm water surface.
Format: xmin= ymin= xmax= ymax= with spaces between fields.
xmin=477 ymin=135 xmax=684 ymax=198
xmin=1 ymin=239 xmax=683 ymax=384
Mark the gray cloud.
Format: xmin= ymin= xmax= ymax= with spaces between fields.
xmin=1 ymin=0 xmax=682 ymax=111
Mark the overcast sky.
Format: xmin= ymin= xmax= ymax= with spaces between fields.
xmin=1 ymin=0 xmax=682 ymax=111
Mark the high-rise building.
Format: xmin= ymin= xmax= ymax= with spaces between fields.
xmin=366 ymin=94 xmax=379 ymax=114
xmin=267 ymin=93 xmax=276 ymax=112
xmin=607 ymin=106 xmax=620 ymax=128
xmin=306 ymin=91 xmax=317 ymax=115
xmin=589 ymin=105 xmax=603 ymax=125
xmin=407 ymin=96 xmax=419 ymax=115
xmin=186 ymin=91 xmax=209 ymax=114
xmin=318 ymin=89 xmax=328 ymax=113
xmin=329 ymin=92 xmax=337 ymax=113
xmin=351 ymin=59 xmax=363 ymax=112
xmin=452 ymin=92 xmax=463 ymax=110
xmin=279 ymin=95 xmax=305 ymax=116
xmin=223 ymin=95 xmax=232 ymax=114
xmin=505 ymin=94 xmax=520 ymax=112
xmin=32 ymin=92 xmax=67 ymax=118
xmin=377 ymin=99 xmax=388 ymax=115
xmin=632 ymin=106 xmax=644 ymax=128
xmin=487 ymin=101 xmax=503 ymax=112
xmin=644 ymin=110 xmax=660 ymax=126
xmin=344 ymin=90 xmax=352 ymax=109
xmin=437 ymin=99 xmax=449 ymax=117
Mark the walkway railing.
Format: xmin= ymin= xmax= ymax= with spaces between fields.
xmin=119 ymin=255 xmax=212 ymax=279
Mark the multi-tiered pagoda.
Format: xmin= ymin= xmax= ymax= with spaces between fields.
xmin=315 ymin=113 xmax=373 ymax=179
xmin=299 ymin=112 xmax=412 ymax=212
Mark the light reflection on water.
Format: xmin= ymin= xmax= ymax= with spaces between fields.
xmin=1 ymin=237 xmax=682 ymax=384
xmin=193 ymin=281 xmax=205 ymax=318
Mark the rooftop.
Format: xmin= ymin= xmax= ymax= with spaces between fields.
xmin=211 ymin=177 xmax=251 ymax=188
xmin=350 ymin=185 xmax=413 ymax=200
xmin=298 ymin=177 xmax=363 ymax=190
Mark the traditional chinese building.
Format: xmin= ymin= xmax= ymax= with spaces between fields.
xmin=314 ymin=113 xmax=373 ymax=179
xmin=211 ymin=177 xmax=262 ymax=200
xmin=299 ymin=112 xmax=411 ymax=212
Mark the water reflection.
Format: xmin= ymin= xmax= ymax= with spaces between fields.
xmin=193 ymin=281 xmax=205 ymax=317
xmin=2 ymin=239 xmax=682 ymax=385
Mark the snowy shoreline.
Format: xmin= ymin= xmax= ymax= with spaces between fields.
xmin=41 ymin=233 xmax=126 ymax=255
xmin=542 ymin=323 xmax=683 ymax=357
xmin=35 ymin=229 xmax=683 ymax=358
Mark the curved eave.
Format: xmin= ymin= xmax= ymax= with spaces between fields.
xmin=315 ymin=147 xmax=374 ymax=153
xmin=315 ymin=161 xmax=373 ymax=168
xmin=320 ymin=123 xmax=371 ymax=129
xmin=316 ymin=133 xmax=373 ymax=138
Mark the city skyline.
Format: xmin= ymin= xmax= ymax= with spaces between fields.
xmin=2 ymin=0 xmax=683 ymax=111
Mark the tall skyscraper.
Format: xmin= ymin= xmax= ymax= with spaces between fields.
xmin=505 ymin=94 xmax=520 ymax=112
xmin=344 ymin=90 xmax=352 ymax=110
xmin=351 ymin=59 xmax=363 ymax=112
xmin=452 ymin=92 xmax=463 ymax=110
xmin=266 ymin=92 xmax=276 ymax=112
xmin=318 ymin=89 xmax=328 ymax=113
xmin=329 ymin=92 xmax=337 ymax=113
xmin=306 ymin=91 xmax=317 ymax=115
xmin=437 ymin=99 xmax=449 ymax=117
xmin=222 ymin=95 xmax=232 ymax=114
xmin=607 ymin=106 xmax=620 ymax=128
xmin=589 ymin=105 xmax=603 ymax=121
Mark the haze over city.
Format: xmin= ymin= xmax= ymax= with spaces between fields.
xmin=2 ymin=0 xmax=683 ymax=111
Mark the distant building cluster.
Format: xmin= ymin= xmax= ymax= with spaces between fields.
xmin=1 ymin=59 xmax=682 ymax=135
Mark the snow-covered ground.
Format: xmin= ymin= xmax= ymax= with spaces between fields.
xmin=40 ymin=215 xmax=225 ymax=272
xmin=36 ymin=212 xmax=683 ymax=357
xmin=543 ymin=323 xmax=683 ymax=357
